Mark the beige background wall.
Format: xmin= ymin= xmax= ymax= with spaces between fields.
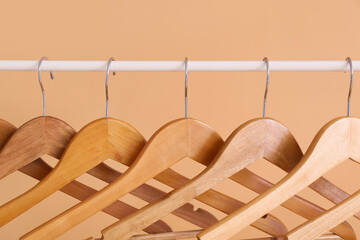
xmin=1 ymin=0 xmax=360 ymax=239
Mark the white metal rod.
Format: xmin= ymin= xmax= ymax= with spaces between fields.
xmin=0 ymin=60 xmax=359 ymax=72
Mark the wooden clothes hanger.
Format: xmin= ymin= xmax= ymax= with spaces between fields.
xmin=0 ymin=57 xmax=75 ymax=180
xmin=0 ymin=120 xmax=172 ymax=234
xmin=19 ymin=58 xmax=237 ymax=239
xmin=21 ymin=117 xmax=222 ymax=240
xmin=89 ymin=58 xmax=356 ymax=240
xmin=77 ymin=58 xmax=291 ymax=238
xmin=275 ymin=58 xmax=360 ymax=240
xmin=0 ymin=121 xmax=217 ymax=236
xmin=2 ymin=119 xmax=285 ymax=236
xmin=0 ymin=59 xmax=218 ymax=232
xmin=197 ymin=58 xmax=360 ymax=240
xmin=0 ymin=116 xmax=75 ymax=179
xmin=97 ymin=117 xmax=354 ymax=240
xmin=0 ymin=58 xmax=147 ymax=228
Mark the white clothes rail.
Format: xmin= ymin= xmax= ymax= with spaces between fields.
xmin=0 ymin=60 xmax=360 ymax=72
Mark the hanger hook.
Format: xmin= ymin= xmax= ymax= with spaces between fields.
xmin=105 ymin=57 xmax=116 ymax=118
xmin=185 ymin=57 xmax=189 ymax=118
xmin=346 ymin=57 xmax=353 ymax=117
xmin=37 ymin=57 xmax=54 ymax=117
xmin=263 ymin=57 xmax=270 ymax=118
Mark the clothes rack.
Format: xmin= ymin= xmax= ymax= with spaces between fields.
xmin=0 ymin=60 xmax=360 ymax=72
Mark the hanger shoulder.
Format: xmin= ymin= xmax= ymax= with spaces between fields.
xmin=286 ymin=190 xmax=360 ymax=240
xmin=19 ymin=158 xmax=173 ymax=234
xmin=21 ymin=118 xmax=220 ymax=239
xmin=0 ymin=116 xmax=75 ymax=179
xmin=43 ymin=116 xmax=75 ymax=158
xmin=0 ymin=118 xmax=145 ymax=228
xmin=198 ymin=117 xmax=360 ymax=240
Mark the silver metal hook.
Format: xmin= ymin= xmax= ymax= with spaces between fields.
xmin=105 ymin=57 xmax=115 ymax=118
xmin=346 ymin=57 xmax=353 ymax=117
xmin=185 ymin=57 xmax=189 ymax=118
xmin=263 ymin=57 xmax=270 ymax=118
xmin=38 ymin=57 xmax=54 ymax=117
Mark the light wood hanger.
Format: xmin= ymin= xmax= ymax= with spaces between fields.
xmin=197 ymin=59 xmax=360 ymax=240
xmin=0 ymin=58 xmax=74 ymax=180
xmin=0 ymin=117 xmax=146 ymax=228
xmin=0 ymin=58 xmax=75 ymax=180
xmin=278 ymin=59 xmax=360 ymax=240
xmin=0 ymin=62 xmax=228 ymax=234
xmin=19 ymin=58 xmax=225 ymax=239
xmin=0 ymin=71 xmax=219 ymax=231
xmin=0 ymin=118 xmax=174 ymax=234
xmin=21 ymin=117 xmax=222 ymax=240
xmin=96 ymin=118 xmax=355 ymax=240
xmin=0 ymin=118 xmax=352 ymax=238
xmin=0 ymin=58 xmax=148 ymax=228
xmin=0 ymin=117 xmax=218 ymax=233
xmin=0 ymin=121 xmax=220 ymax=235
xmin=89 ymin=58 xmax=355 ymax=240
xmin=0 ymin=116 xmax=75 ymax=179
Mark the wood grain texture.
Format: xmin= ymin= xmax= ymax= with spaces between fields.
xmin=198 ymin=117 xmax=360 ymax=240
xmin=0 ymin=118 xmax=146 ymax=228
xmin=0 ymin=116 xmax=75 ymax=179
xmin=20 ymin=118 xmax=223 ymax=239
xmin=99 ymin=118 xmax=354 ymax=240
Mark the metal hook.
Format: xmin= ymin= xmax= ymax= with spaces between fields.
xmin=38 ymin=57 xmax=54 ymax=117
xmin=185 ymin=57 xmax=189 ymax=118
xmin=346 ymin=57 xmax=353 ymax=117
xmin=105 ymin=57 xmax=115 ymax=118
xmin=263 ymin=57 xmax=270 ymax=118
